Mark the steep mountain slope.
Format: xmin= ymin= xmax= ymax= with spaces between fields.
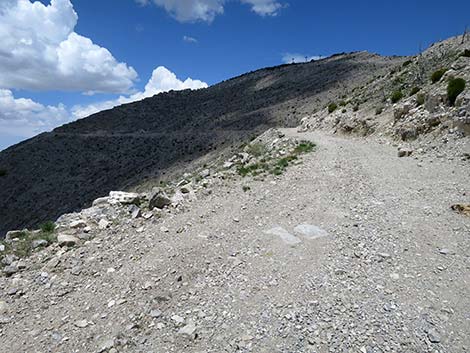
xmin=0 ymin=52 xmax=403 ymax=236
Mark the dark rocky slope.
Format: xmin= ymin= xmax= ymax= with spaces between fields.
xmin=0 ymin=52 xmax=403 ymax=236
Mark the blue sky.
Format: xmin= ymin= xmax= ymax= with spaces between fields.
xmin=1 ymin=0 xmax=469 ymax=150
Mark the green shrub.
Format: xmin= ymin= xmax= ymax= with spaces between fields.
xmin=327 ymin=103 xmax=338 ymax=113
xmin=461 ymin=49 xmax=470 ymax=57
xmin=375 ymin=107 xmax=383 ymax=115
xmin=431 ymin=68 xmax=447 ymax=84
xmin=339 ymin=100 xmax=347 ymax=107
xmin=447 ymin=78 xmax=466 ymax=106
xmin=391 ymin=90 xmax=403 ymax=103
xmin=294 ymin=141 xmax=315 ymax=154
xmin=410 ymin=87 xmax=420 ymax=96
xmin=242 ymin=186 xmax=251 ymax=192
xmin=0 ymin=169 xmax=6 ymax=177
xmin=40 ymin=221 xmax=56 ymax=234
xmin=416 ymin=94 xmax=426 ymax=106
xmin=402 ymin=60 xmax=413 ymax=67
xmin=342 ymin=109 xmax=347 ymax=113
xmin=246 ymin=143 xmax=267 ymax=157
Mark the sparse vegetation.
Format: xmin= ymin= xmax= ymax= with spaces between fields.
xmin=410 ymin=87 xmax=420 ymax=96
xmin=339 ymin=100 xmax=347 ymax=107
xmin=461 ymin=49 xmax=470 ymax=57
xmin=431 ymin=68 xmax=447 ymax=84
xmin=447 ymin=77 xmax=466 ymax=106
xmin=353 ymin=105 xmax=359 ymax=112
xmin=402 ymin=60 xmax=413 ymax=67
xmin=293 ymin=141 xmax=315 ymax=154
xmin=245 ymin=143 xmax=267 ymax=157
xmin=242 ymin=186 xmax=251 ymax=192
xmin=40 ymin=221 xmax=56 ymax=234
xmin=237 ymin=140 xmax=315 ymax=178
xmin=342 ymin=109 xmax=347 ymax=113
xmin=391 ymin=90 xmax=403 ymax=103
xmin=328 ymin=103 xmax=338 ymax=113
xmin=0 ymin=225 xmax=57 ymax=263
xmin=416 ymin=93 xmax=426 ymax=106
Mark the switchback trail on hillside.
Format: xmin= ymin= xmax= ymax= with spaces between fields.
xmin=1 ymin=129 xmax=469 ymax=353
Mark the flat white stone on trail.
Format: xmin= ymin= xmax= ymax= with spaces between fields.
xmin=293 ymin=224 xmax=328 ymax=240
xmin=264 ymin=226 xmax=301 ymax=245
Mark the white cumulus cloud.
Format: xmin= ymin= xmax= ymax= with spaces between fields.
xmin=72 ymin=66 xmax=208 ymax=119
xmin=137 ymin=0 xmax=284 ymax=22
xmin=0 ymin=89 xmax=71 ymax=138
xmin=0 ymin=0 xmax=138 ymax=93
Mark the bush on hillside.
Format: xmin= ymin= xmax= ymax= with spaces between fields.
xmin=410 ymin=87 xmax=420 ymax=96
xmin=40 ymin=221 xmax=56 ymax=234
xmin=431 ymin=68 xmax=447 ymax=84
xmin=447 ymin=78 xmax=466 ymax=106
xmin=391 ymin=90 xmax=404 ymax=103
xmin=461 ymin=49 xmax=470 ymax=57
xmin=328 ymin=103 xmax=338 ymax=113
xmin=416 ymin=93 xmax=426 ymax=106
xmin=402 ymin=60 xmax=413 ymax=67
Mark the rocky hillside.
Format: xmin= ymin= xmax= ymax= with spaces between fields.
xmin=0 ymin=51 xmax=403 ymax=237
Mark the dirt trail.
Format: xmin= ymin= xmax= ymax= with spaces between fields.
xmin=1 ymin=129 xmax=469 ymax=353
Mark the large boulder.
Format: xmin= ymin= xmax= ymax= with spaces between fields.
xmin=57 ymin=234 xmax=79 ymax=247
xmin=148 ymin=188 xmax=172 ymax=210
xmin=108 ymin=191 xmax=141 ymax=205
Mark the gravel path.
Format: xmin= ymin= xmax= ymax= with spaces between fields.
xmin=1 ymin=129 xmax=469 ymax=353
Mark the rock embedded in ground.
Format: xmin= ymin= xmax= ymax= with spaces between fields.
xmin=398 ymin=148 xmax=413 ymax=157
xmin=265 ymin=226 xmax=302 ymax=245
xmin=148 ymin=188 xmax=172 ymax=210
xmin=57 ymin=233 xmax=79 ymax=247
xmin=108 ymin=191 xmax=141 ymax=205
xmin=293 ymin=224 xmax=328 ymax=239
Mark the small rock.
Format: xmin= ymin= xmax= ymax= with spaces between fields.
xmin=5 ymin=230 xmax=26 ymax=241
xmin=439 ymin=248 xmax=450 ymax=255
xmin=171 ymin=315 xmax=185 ymax=326
xmin=0 ymin=245 xmax=5 ymax=252
xmin=128 ymin=205 xmax=141 ymax=219
xmin=200 ymin=169 xmax=211 ymax=178
xmin=178 ymin=320 xmax=197 ymax=339
xmin=427 ymin=328 xmax=441 ymax=343
xmin=160 ymin=226 xmax=169 ymax=233
xmin=57 ymin=234 xmax=79 ymax=247
xmin=1 ymin=254 xmax=18 ymax=266
xmin=31 ymin=239 xmax=48 ymax=249
xmin=70 ymin=220 xmax=87 ymax=229
xmin=390 ymin=273 xmax=400 ymax=280
xmin=108 ymin=191 xmax=141 ymax=205
xmin=150 ymin=309 xmax=162 ymax=318
xmin=3 ymin=265 xmax=18 ymax=276
xmin=74 ymin=320 xmax=89 ymax=328
xmin=148 ymin=187 xmax=172 ymax=210
xmin=0 ymin=301 xmax=8 ymax=314
xmin=180 ymin=184 xmax=193 ymax=194
xmin=98 ymin=219 xmax=111 ymax=230
xmin=98 ymin=338 xmax=115 ymax=353
xmin=398 ymin=148 xmax=413 ymax=158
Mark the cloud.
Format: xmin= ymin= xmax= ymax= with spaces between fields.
xmin=0 ymin=0 xmax=137 ymax=94
xmin=241 ymin=0 xmax=284 ymax=16
xmin=137 ymin=0 xmax=284 ymax=22
xmin=0 ymin=89 xmax=71 ymax=138
xmin=282 ymin=53 xmax=323 ymax=64
xmin=72 ymin=66 xmax=208 ymax=119
xmin=183 ymin=35 xmax=198 ymax=43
